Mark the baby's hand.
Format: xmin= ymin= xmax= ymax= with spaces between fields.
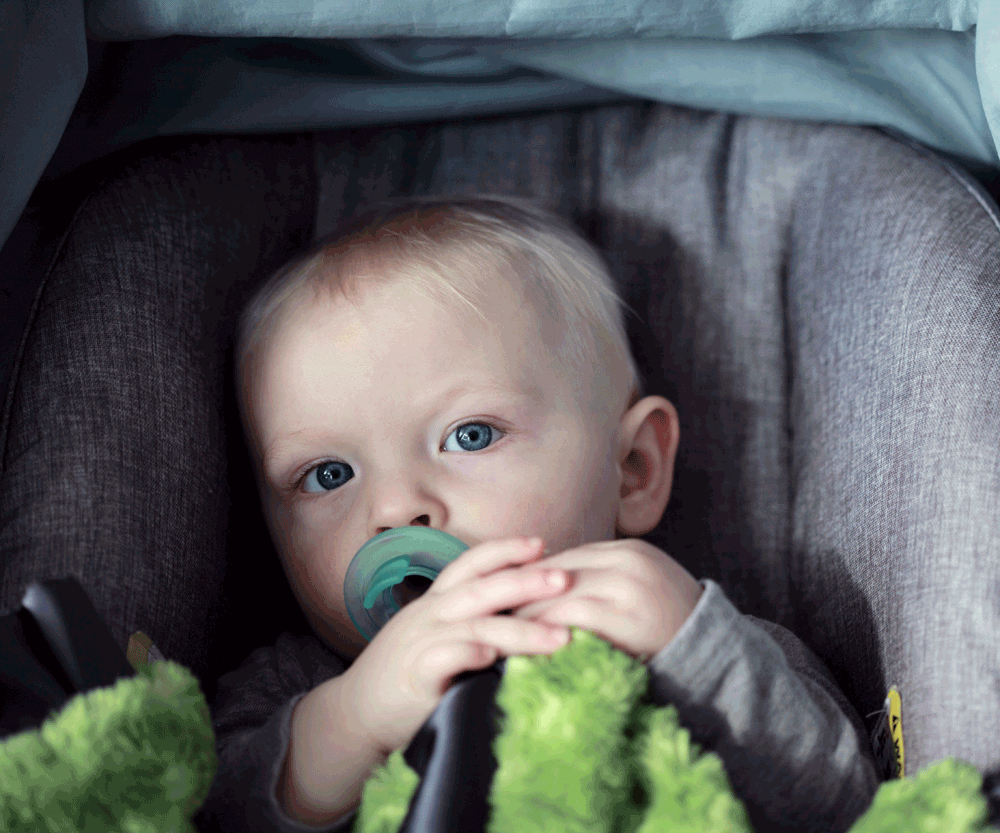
xmin=339 ymin=537 xmax=571 ymax=756
xmin=513 ymin=539 xmax=703 ymax=659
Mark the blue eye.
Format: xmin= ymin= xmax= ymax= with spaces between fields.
xmin=443 ymin=422 xmax=501 ymax=452
xmin=303 ymin=461 xmax=354 ymax=493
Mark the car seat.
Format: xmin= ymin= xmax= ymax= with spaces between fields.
xmin=1 ymin=102 xmax=999 ymax=780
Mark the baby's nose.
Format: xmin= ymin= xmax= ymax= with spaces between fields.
xmin=376 ymin=515 xmax=430 ymax=536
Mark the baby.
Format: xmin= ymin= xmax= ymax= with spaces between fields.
xmin=201 ymin=197 xmax=879 ymax=832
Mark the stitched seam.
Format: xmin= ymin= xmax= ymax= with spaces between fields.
xmin=877 ymin=126 xmax=1000 ymax=231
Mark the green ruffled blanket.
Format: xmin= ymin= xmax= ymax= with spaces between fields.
xmin=357 ymin=629 xmax=990 ymax=833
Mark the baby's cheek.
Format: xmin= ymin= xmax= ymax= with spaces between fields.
xmin=462 ymin=501 xmax=500 ymax=532
xmin=468 ymin=497 xmax=552 ymax=545
xmin=284 ymin=528 xmax=340 ymax=606
xmin=500 ymin=496 xmax=588 ymax=551
xmin=460 ymin=452 xmax=611 ymax=549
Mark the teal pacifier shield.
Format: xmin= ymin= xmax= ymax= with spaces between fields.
xmin=344 ymin=527 xmax=469 ymax=641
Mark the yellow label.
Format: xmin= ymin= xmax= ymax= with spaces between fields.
xmin=127 ymin=631 xmax=153 ymax=670
xmin=126 ymin=631 xmax=165 ymax=670
xmin=887 ymin=687 xmax=904 ymax=778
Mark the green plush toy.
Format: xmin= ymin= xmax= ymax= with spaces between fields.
xmin=357 ymin=629 xmax=992 ymax=833
xmin=0 ymin=633 xmax=986 ymax=833
xmin=0 ymin=661 xmax=216 ymax=833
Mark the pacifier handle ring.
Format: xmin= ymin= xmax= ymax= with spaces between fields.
xmin=345 ymin=527 xmax=469 ymax=641
xmin=363 ymin=556 xmax=413 ymax=609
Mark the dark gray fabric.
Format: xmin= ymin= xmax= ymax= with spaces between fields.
xmin=0 ymin=135 xmax=316 ymax=688
xmin=196 ymin=633 xmax=352 ymax=832
xmin=0 ymin=0 xmax=87 ymax=262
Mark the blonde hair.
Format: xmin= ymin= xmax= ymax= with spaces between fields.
xmin=235 ymin=196 xmax=642 ymax=445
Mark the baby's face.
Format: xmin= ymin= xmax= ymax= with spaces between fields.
xmin=249 ymin=272 xmax=628 ymax=658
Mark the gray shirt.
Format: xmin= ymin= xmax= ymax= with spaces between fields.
xmin=197 ymin=580 xmax=880 ymax=832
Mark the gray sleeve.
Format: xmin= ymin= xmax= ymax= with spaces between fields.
xmin=196 ymin=633 xmax=357 ymax=833
xmin=645 ymin=580 xmax=880 ymax=833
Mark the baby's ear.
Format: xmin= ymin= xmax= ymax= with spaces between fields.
xmin=615 ymin=397 xmax=679 ymax=537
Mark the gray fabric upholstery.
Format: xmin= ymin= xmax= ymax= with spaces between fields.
xmin=2 ymin=104 xmax=999 ymax=775
xmin=787 ymin=131 xmax=1000 ymax=773
xmin=0 ymin=135 xmax=316 ymax=689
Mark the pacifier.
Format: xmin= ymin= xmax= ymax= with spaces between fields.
xmin=344 ymin=527 xmax=469 ymax=642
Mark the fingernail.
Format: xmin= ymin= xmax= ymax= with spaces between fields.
xmin=525 ymin=536 xmax=543 ymax=549
xmin=545 ymin=570 xmax=566 ymax=588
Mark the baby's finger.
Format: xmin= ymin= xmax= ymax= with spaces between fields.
xmin=526 ymin=596 xmax=653 ymax=653
xmin=527 ymin=595 xmax=612 ymax=627
xmin=513 ymin=566 xmax=626 ymax=620
xmin=511 ymin=595 xmax=562 ymax=621
xmin=528 ymin=599 xmax=658 ymax=658
xmin=431 ymin=536 xmax=545 ymax=593
xmin=435 ymin=567 xmax=568 ymax=621
xmin=419 ymin=640 xmax=501 ymax=683
xmin=419 ymin=616 xmax=568 ymax=681
xmin=458 ymin=615 xmax=570 ymax=656
xmin=529 ymin=545 xmax=629 ymax=572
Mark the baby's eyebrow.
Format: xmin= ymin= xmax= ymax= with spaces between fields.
xmin=262 ymin=431 xmax=313 ymax=486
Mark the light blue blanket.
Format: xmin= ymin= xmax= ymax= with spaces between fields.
xmin=3 ymin=0 xmax=998 ymax=253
